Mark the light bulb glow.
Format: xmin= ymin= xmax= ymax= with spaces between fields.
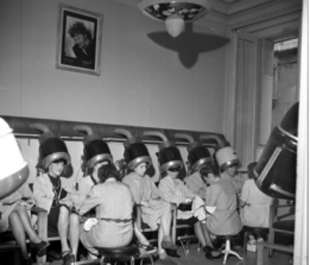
xmin=165 ymin=15 xmax=185 ymax=37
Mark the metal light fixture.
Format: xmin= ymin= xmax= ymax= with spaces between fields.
xmin=138 ymin=0 xmax=212 ymax=38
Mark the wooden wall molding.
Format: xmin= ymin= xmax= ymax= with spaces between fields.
xmin=2 ymin=115 xmax=224 ymax=146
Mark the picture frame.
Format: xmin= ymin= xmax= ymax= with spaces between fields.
xmin=56 ymin=4 xmax=103 ymax=76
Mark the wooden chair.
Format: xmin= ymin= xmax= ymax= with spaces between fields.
xmin=254 ymin=200 xmax=295 ymax=265
xmin=268 ymin=200 xmax=295 ymax=256
xmin=173 ymin=203 xmax=201 ymax=255
xmin=242 ymin=226 xmax=269 ymax=257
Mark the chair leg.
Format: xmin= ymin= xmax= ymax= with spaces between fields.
xmin=99 ymin=256 xmax=105 ymax=265
xmin=243 ymin=231 xmax=249 ymax=258
xmin=221 ymin=239 xmax=243 ymax=264
xmin=197 ymin=241 xmax=201 ymax=252
xmin=179 ymin=240 xmax=187 ymax=255
xmin=139 ymin=254 xmax=154 ymax=265
xmin=268 ymin=230 xmax=275 ymax=257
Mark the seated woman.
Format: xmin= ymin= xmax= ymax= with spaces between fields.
xmin=77 ymin=164 xmax=134 ymax=259
xmin=219 ymin=162 xmax=245 ymax=196
xmin=184 ymin=165 xmax=209 ymax=200
xmin=158 ymin=164 xmax=221 ymax=260
xmin=239 ymin=162 xmax=273 ymax=245
xmin=122 ymin=161 xmax=177 ymax=262
xmin=32 ymin=124 xmax=80 ymax=265
xmin=78 ymin=159 xmax=156 ymax=255
xmin=203 ymin=165 xmax=242 ymax=245
xmin=33 ymin=156 xmax=80 ymax=265
xmin=0 ymin=181 xmax=49 ymax=265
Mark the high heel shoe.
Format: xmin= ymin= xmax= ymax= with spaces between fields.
xmin=31 ymin=240 xmax=49 ymax=257
xmin=203 ymin=246 xmax=222 ymax=260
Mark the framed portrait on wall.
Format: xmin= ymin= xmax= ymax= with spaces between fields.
xmin=56 ymin=4 xmax=103 ymax=76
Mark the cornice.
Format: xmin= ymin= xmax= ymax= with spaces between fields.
xmin=228 ymin=0 xmax=278 ymax=15
xmin=228 ymin=0 xmax=302 ymax=30
xmin=240 ymin=11 xmax=301 ymax=35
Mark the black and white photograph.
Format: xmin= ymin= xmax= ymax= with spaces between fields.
xmin=56 ymin=4 xmax=103 ymax=75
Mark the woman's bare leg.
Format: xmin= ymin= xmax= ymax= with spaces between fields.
xmin=14 ymin=204 xmax=42 ymax=243
xmin=194 ymin=221 xmax=207 ymax=247
xmin=160 ymin=204 xmax=172 ymax=239
xmin=9 ymin=211 xmax=29 ymax=259
xmin=157 ymin=224 xmax=167 ymax=258
xmin=58 ymin=206 xmax=71 ymax=253
xmin=157 ymin=204 xmax=174 ymax=258
xmin=133 ymin=222 xmax=150 ymax=245
xmin=201 ymin=222 xmax=215 ymax=248
xmin=69 ymin=212 xmax=80 ymax=257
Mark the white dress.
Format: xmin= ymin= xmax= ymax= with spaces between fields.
xmin=240 ymin=179 xmax=273 ymax=228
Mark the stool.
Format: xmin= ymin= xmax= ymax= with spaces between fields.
xmin=242 ymin=227 xmax=268 ymax=257
xmin=216 ymin=235 xmax=243 ymax=264
xmin=96 ymin=244 xmax=154 ymax=265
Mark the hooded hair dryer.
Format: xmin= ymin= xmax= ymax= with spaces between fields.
xmin=254 ymin=102 xmax=298 ymax=199
xmin=114 ymin=128 xmax=152 ymax=171
xmin=0 ymin=118 xmax=29 ymax=199
xmin=74 ymin=125 xmax=113 ymax=173
xmin=30 ymin=123 xmax=71 ymax=172
xmin=174 ymin=133 xmax=212 ymax=174
xmin=200 ymin=134 xmax=240 ymax=172
xmin=144 ymin=131 xmax=184 ymax=173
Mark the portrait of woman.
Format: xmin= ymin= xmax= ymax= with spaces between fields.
xmin=57 ymin=4 xmax=103 ymax=75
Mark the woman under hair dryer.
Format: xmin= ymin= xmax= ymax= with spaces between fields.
xmin=174 ymin=133 xmax=212 ymax=175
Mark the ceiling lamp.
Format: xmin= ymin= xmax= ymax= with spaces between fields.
xmin=138 ymin=0 xmax=212 ymax=38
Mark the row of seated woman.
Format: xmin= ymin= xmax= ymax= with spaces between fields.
xmin=0 ymin=155 xmax=276 ymax=265
xmin=183 ymin=161 xmax=276 ymax=253
xmin=0 ymin=157 xmax=184 ymax=265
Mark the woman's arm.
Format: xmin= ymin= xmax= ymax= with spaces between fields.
xmin=79 ymin=188 xmax=100 ymax=215
xmin=32 ymin=178 xmax=52 ymax=212
xmin=205 ymin=185 xmax=217 ymax=206
xmin=180 ymin=181 xmax=196 ymax=200
xmin=158 ymin=178 xmax=184 ymax=206
xmin=123 ymin=177 xmax=142 ymax=204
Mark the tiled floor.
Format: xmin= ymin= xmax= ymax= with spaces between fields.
xmin=46 ymin=243 xmax=293 ymax=265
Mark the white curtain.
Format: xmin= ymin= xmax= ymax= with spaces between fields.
xmin=234 ymin=33 xmax=258 ymax=167
xmin=294 ymin=0 xmax=309 ymax=264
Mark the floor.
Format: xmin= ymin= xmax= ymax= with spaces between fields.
xmin=1 ymin=242 xmax=293 ymax=265
xmin=45 ymin=243 xmax=293 ymax=265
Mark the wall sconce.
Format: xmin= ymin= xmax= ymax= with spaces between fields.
xmin=138 ymin=0 xmax=212 ymax=38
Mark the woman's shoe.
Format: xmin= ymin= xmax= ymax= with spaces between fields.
xmin=203 ymin=246 xmax=222 ymax=260
xmin=62 ymin=251 xmax=75 ymax=265
xmin=161 ymin=239 xmax=177 ymax=250
xmin=31 ymin=240 xmax=50 ymax=257
xmin=137 ymin=243 xmax=157 ymax=254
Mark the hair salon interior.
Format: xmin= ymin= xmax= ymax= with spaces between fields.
xmin=0 ymin=0 xmax=308 ymax=265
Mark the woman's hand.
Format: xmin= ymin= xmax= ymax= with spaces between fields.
xmin=140 ymin=200 xmax=149 ymax=207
